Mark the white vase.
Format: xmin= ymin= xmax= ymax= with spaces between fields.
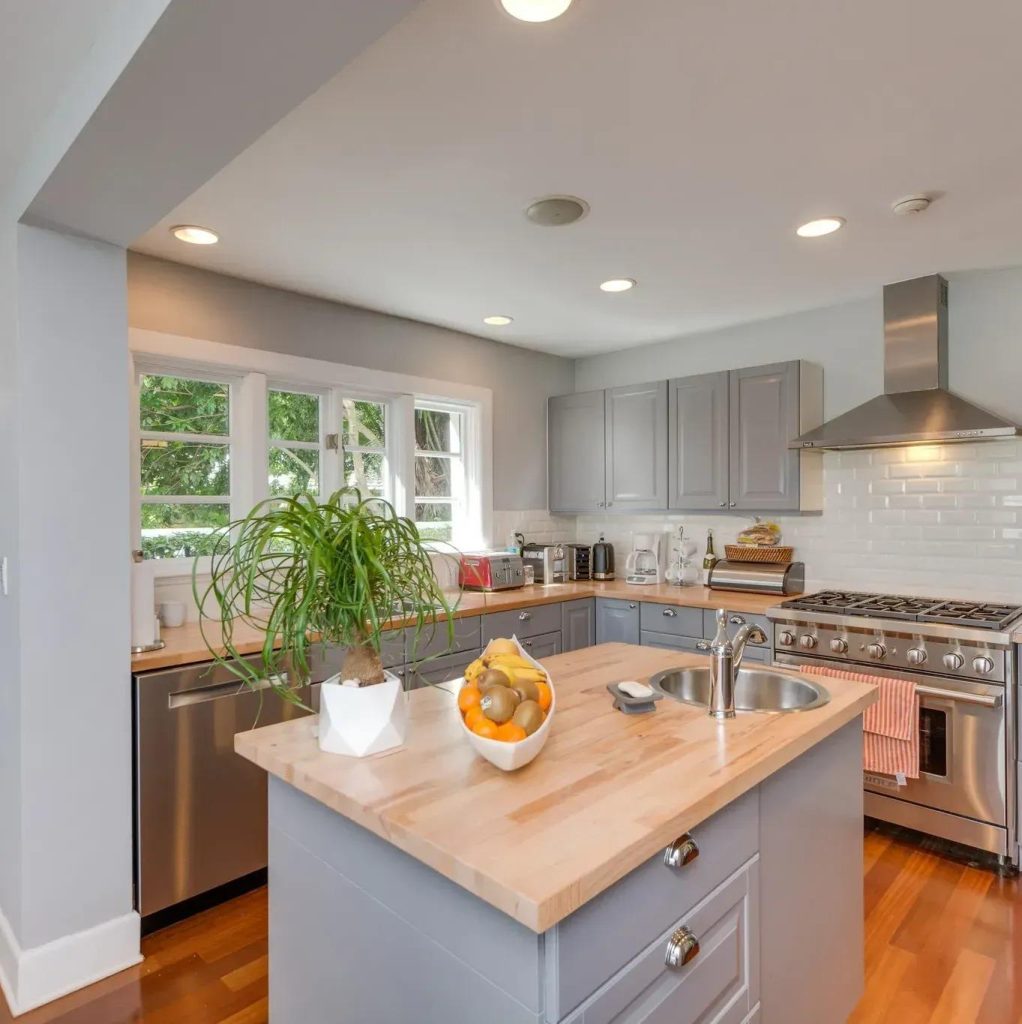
xmin=317 ymin=671 xmax=408 ymax=757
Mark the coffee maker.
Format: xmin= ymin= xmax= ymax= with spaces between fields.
xmin=624 ymin=532 xmax=668 ymax=585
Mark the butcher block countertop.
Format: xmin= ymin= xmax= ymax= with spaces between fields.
xmin=132 ymin=582 xmax=793 ymax=672
xmin=235 ymin=643 xmax=875 ymax=932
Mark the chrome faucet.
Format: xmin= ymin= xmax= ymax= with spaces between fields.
xmin=696 ymin=609 xmax=767 ymax=720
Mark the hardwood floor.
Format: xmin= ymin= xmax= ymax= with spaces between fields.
xmin=2 ymin=829 xmax=1019 ymax=1023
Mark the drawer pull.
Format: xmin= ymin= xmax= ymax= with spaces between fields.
xmin=519 ymin=611 xmax=532 ymax=621
xmin=664 ymin=833 xmax=700 ymax=870
xmin=729 ymin=614 xmax=746 ymax=625
xmin=628 ymin=603 xmax=637 ymax=610
xmin=665 ymin=927 xmax=701 ymax=969
xmin=662 ymin=608 xmax=677 ymax=618
xmin=523 ymin=640 xmax=533 ymax=648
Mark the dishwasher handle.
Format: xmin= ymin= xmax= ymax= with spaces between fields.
xmin=168 ymin=673 xmax=288 ymax=709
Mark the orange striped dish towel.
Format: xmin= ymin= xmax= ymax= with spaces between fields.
xmin=800 ymin=664 xmax=919 ymax=779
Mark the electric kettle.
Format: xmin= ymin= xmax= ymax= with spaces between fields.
xmin=592 ymin=534 xmax=615 ymax=580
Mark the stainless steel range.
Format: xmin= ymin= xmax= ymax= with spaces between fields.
xmin=768 ymin=590 xmax=1020 ymax=863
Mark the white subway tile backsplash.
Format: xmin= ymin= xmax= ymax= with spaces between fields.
xmin=573 ymin=441 xmax=1022 ymax=602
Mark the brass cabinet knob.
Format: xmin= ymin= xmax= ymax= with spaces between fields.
xmin=664 ymin=833 xmax=700 ymax=870
xmin=665 ymin=926 xmax=701 ymax=969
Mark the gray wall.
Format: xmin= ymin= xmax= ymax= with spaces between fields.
xmin=11 ymin=226 xmax=133 ymax=948
xmin=128 ymin=253 xmax=574 ymax=510
xmin=574 ymin=268 xmax=1022 ymax=425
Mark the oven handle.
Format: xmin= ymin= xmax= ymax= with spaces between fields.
xmin=915 ymin=684 xmax=1002 ymax=708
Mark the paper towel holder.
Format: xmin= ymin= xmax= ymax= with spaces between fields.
xmin=131 ymin=550 xmax=166 ymax=655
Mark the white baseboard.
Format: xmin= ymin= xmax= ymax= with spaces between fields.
xmin=0 ymin=901 xmax=141 ymax=1016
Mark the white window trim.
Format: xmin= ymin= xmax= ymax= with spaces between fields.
xmin=130 ymin=328 xmax=494 ymax=577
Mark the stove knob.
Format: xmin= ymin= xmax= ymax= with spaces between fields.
xmin=798 ymin=634 xmax=818 ymax=650
xmin=778 ymin=631 xmax=796 ymax=648
xmin=906 ymin=648 xmax=927 ymax=666
xmin=866 ymin=642 xmax=887 ymax=660
xmin=829 ymin=638 xmax=849 ymax=654
xmin=943 ymin=652 xmax=964 ymax=671
xmin=972 ymin=656 xmax=995 ymax=675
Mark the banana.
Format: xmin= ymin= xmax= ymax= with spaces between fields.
xmin=464 ymin=658 xmax=486 ymax=682
xmin=487 ymin=654 xmax=534 ymax=671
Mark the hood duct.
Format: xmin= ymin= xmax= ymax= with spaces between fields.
xmin=793 ymin=274 xmax=1018 ymax=450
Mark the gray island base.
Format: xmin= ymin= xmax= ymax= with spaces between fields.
xmin=266 ymin=721 xmax=863 ymax=1024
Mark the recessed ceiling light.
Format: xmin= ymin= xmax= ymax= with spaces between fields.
xmin=795 ymin=217 xmax=845 ymax=238
xmin=483 ymin=315 xmax=514 ymax=326
xmin=500 ymin=0 xmax=573 ymax=22
xmin=170 ymin=224 xmax=219 ymax=245
xmin=599 ymin=278 xmax=636 ymax=293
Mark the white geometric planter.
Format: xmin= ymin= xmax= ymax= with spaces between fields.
xmin=317 ymin=671 xmax=408 ymax=758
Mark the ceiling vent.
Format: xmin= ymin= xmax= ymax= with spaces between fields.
xmin=525 ymin=195 xmax=589 ymax=227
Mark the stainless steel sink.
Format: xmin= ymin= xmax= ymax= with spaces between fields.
xmin=649 ymin=666 xmax=830 ymax=714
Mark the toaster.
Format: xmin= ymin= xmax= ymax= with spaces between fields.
xmin=458 ymin=553 xmax=525 ymax=592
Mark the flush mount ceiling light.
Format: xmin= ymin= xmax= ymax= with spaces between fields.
xmin=795 ymin=217 xmax=845 ymax=238
xmin=599 ymin=278 xmax=636 ymax=293
xmin=483 ymin=315 xmax=514 ymax=326
xmin=500 ymin=0 xmax=573 ymax=22
xmin=170 ymin=224 xmax=219 ymax=245
xmin=525 ymin=195 xmax=589 ymax=227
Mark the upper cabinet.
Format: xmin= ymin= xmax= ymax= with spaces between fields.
xmin=550 ymin=361 xmax=822 ymax=516
xmin=604 ymin=381 xmax=668 ymax=511
xmin=548 ymin=390 xmax=606 ymax=513
xmin=549 ymin=382 xmax=667 ymax=514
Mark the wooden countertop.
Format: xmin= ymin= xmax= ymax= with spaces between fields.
xmin=235 ymin=643 xmax=875 ymax=932
xmin=132 ymin=582 xmax=794 ymax=672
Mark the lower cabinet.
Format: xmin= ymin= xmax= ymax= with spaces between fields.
xmin=640 ymin=631 xmax=704 ymax=653
xmin=521 ymin=630 xmax=563 ymax=660
xmin=403 ymin=648 xmax=482 ymax=691
xmin=562 ymin=599 xmax=596 ymax=652
xmin=596 ymin=598 xmax=641 ymax=645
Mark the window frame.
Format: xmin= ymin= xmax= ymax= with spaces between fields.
xmin=266 ymin=382 xmax=330 ymax=500
xmin=413 ymin=399 xmax=469 ymax=547
xmin=130 ymin=331 xmax=493 ymax=577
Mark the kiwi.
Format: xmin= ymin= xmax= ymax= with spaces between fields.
xmin=478 ymin=668 xmax=512 ymax=691
xmin=512 ymin=678 xmax=539 ymax=703
xmin=481 ymin=686 xmax=518 ymax=724
xmin=512 ymin=700 xmax=544 ymax=736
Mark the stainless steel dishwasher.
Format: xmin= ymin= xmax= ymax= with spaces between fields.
xmin=133 ymin=645 xmax=345 ymax=922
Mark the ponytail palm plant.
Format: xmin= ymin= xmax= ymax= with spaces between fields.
xmin=196 ymin=489 xmax=456 ymax=707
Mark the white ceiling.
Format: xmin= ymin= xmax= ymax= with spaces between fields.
xmin=133 ymin=0 xmax=1022 ymax=357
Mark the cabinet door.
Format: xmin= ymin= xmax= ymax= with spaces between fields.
xmin=562 ymin=598 xmax=596 ymax=652
xmin=668 ymin=372 xmax=730 ymax=511
xmin=406 ymin=649 xmax=482 ymax=691
xmin=605 ymin=381 xmax=668 ymax=511
xmin=520 ymin=630 xmax=562 ymax=660
xmin=596 ymin=598 xmax=640 ymax=645
xmin=728 ymin=362 xmax=801 ymax=511
xmin=549 ymin=390 xmax=607 ymax=513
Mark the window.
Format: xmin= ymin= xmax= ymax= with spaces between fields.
xmin=139 ymin=373 xmax=232 ymax=559
xmin=268 ymin=388 xmax=322 ymax=498
xmin=414 ymin=402 xmax=466 ymax=542
xmin=341 ymin=398 xmax=387 ymax=498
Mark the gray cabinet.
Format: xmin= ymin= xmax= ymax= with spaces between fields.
xmin=669 ymin=371 xmax=730 ymax=511
xmin=520 ymin=630 xmax=562 ymax=660
xmin=605 ymin=381 xmax=668 ymax=511
xmin=562 ymin=599 xmax=596 ymax=653
xmin=549 ymin=390 xmax=606 ymax=513
xmin=729 ymin=362 xmax=800 ymax=512
xmin=666 ymin=360 xmax=822 ymax=513
xmin=596 ymin=598 xmax=640 ymax=645
xmin=484 ymin=602 xmax=562 ymax=642
xmin=549 ymin=383 xmax=667 ymax=514
xmin=406 ymin=648 xmax=482 ymax=691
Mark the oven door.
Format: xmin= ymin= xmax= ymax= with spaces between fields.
xmin=777 ymin=656 xmax=1007 ymax=827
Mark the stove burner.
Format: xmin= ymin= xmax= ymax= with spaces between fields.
xmin=779 ymin=591 xmax=1022 ymax=630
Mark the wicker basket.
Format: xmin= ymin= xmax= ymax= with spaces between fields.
xmin=725 ymin=544 xmax=794 ymax=564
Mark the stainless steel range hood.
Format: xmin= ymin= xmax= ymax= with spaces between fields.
xmin=793 ymin=274 xmax=1018 ymax=450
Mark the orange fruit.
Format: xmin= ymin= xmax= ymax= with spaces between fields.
xmin=458 ymin=684 xmax=482 ymax=714
xmin=495 ymin=722 xmax=527 ymax=743
xmin=535 ymin=681 xmax=552 ymax=712
xmin=472 ymin=718 xmax=500 ymax=739
xmin=464 ymin=706 xmax=486 ymax=731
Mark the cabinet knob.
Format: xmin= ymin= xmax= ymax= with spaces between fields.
xmin=663 ymin=608 xmax=677 ymax=618
xmin=664 ymin=833 xmax=699 ymax=870
xmin=728 ymin=614 xmax=745 ymax=625
xmin=665 ymin=927 xmax=701 ymax=969
xmin=519 ymin=611 xmax=531 ymax=621
xmin=522 ymin=640 xmax=533 ymax=648
xmin=718 ymin=501 xmax=726 ymax=508
xmin=728 ymin=501 xmax=736 ymax=508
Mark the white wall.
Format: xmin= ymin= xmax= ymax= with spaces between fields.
xmin=0 ymin=226 xmax=138 ymax=1012
xmin=573 ymin=269 xmax=1022 ymax=600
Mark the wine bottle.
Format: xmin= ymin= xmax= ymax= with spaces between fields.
xmin=702 ymin=529 xmax=718 ymax=586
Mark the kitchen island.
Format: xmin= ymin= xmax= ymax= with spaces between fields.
xmin=236 ymin=643 xmax=875 ymax=1024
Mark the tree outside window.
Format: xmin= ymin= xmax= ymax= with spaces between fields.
xmin=414 ymin=403 xmax=465 ymax=542
xmin=341 ymin=399 xmax=387 ymax=498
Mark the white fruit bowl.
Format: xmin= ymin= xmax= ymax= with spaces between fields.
xmin=457 ymin=635 xmax=556 ymax=772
